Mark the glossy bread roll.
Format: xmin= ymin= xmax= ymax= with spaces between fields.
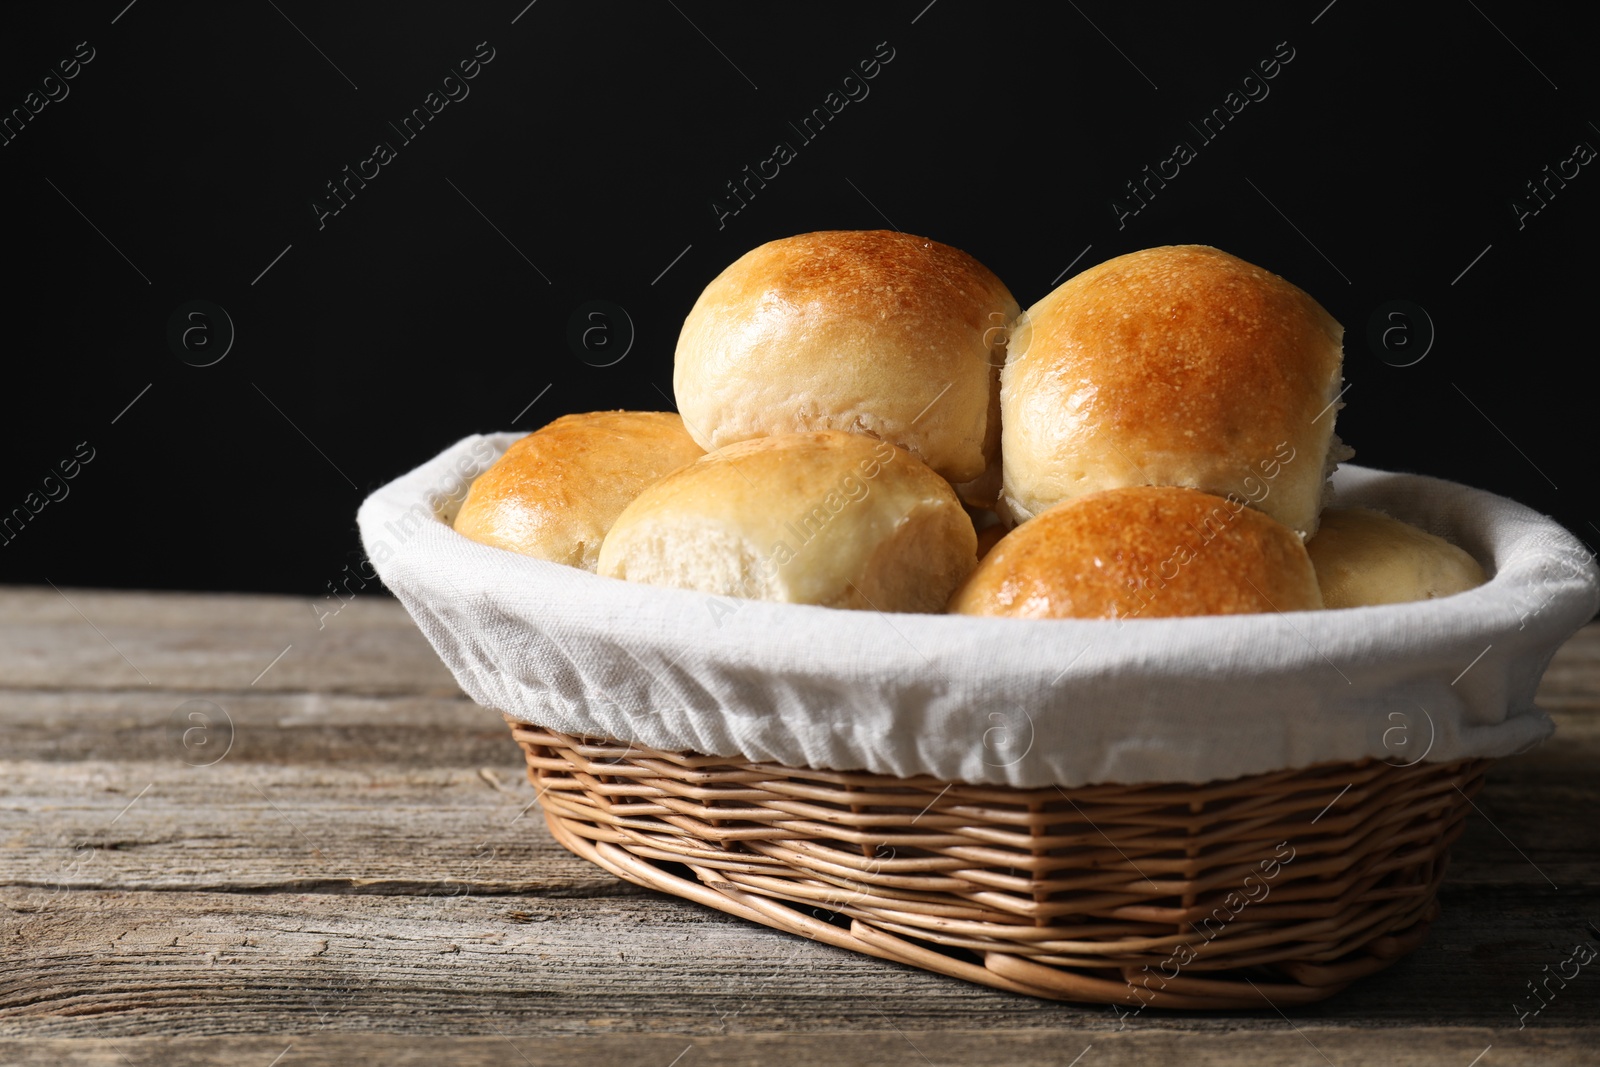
xmin=673 ymin=230 xmax=1019 ymax=494
xmin=597 ymin=431 xmax=978 ymax=612
xmin=1306 ymin=507 xmax=1487 ymax=608
xmin=453 ymin=411 xmax=704 ymax=571
xmin=949 ymin=485 xmax=1323 ymax=619
xmin=1001 ymin=245 xmax=1349 ymax=537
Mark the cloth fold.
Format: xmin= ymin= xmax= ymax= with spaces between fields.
xmin=359 ymin=433 xmax=1598 ymax=788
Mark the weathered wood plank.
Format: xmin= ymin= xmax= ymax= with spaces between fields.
xmin=1534 ymin=617 xmax=1600 ymax=709
xmin=1446 ymin=730 xmax=1600 ymax=887
xmin=0 ymin=760 xmax=624 ymax=897
xmin=2 ymin=887 xmax=1597 ymax=1036
xmin=0 ymin=1030 xmax=1593 ymax=1067
xmin=0 ymin=688 xmax=505 ymax=766
xmin=0 ymin=888 xmax=1059 ymax=1038
xmin=0 ymin=589 xmax=418 ymax=631
xmin=0 ymin=589 xmax=458 ymax=696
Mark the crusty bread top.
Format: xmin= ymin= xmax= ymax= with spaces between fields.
xmin=597 ymin=430 xmax=977 ymax=612
xmin=452 ymin=411 xmax=704 ymax=571
xmin=949 ymin=485 xmax=1323 ymax=619
xmin=674 ymin=230 xmax=1019 ymax=487
xmin=1001 ymin=244 xmax=1344 ymax=537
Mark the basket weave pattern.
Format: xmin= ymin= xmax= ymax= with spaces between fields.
xmin=508 ymin=718 xmax=1488 ymax=1009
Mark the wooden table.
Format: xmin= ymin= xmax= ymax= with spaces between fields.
xmin=3 ymin=588 xmax=1596 ymax=1065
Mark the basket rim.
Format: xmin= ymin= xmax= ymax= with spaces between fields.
xmin=506 ymin=713 xmax=1485 ymax=792
xmin=364 ymin=438 xmax=1596 ymax=788
xmin=370 ymin=437 xmax=1597 ymax=635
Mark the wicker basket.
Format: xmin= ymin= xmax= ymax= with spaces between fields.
xmin=507 ymin=717 xmax=1490 ymax=1009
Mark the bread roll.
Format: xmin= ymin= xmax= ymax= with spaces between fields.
xmin=1001 ymin=245 xmax=1348 ymax=537
xmin=949 ymin=485 xmax=1323 ymax=619
xmin=453 ymin=411 xmax=704 ymax=570
xmin=597 ymin=431 xmax=978 ymax=612
xmin=1306 ymin=507 xmax=1487 ymax=608
xmin=673 ymin=230 xmax=1020 ymax=492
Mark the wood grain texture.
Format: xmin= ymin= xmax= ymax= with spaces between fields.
xmin=1533 ymin=617 xmax=1600 ymax=708
xmin=0 ymin=587 xmax=458 ymax=695
xmin=2 ymin=588 xmax=1597 ymax=1061
xmin=0 ymin=761 xmax=622 ymax=896
xmin=0 ymin=688 xmax=505 ymax=765
xmin=0 ymin=1031 xmax=1593 ymax=1067
xmin=4 ymin=887 xmax=1599 ymax=1036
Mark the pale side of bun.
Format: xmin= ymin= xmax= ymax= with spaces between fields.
xmin=1306 ymin=507 xmax=1487 ymax=608
xmin=673 ymin=230 xmax=1020 ymax=489
xmin=453 ymin=411 xmax=704 ymax=571
xmin=948 ymin=485 xmax=1323 ymax=619
xmin=1000 ymin=245 xmax=1346 ymax=538
xmin=597 ymin=431 xmax=978 ymax=612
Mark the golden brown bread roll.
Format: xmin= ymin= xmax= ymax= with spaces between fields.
xmin=453 ymin=411 xmax=704 ymax=570
xmin=673 ymin=230 xmax=1020 ymax=494
xmin=1000 ymin=245 xmax=1348 ymax=538
xmin=1306 ymin=507 xmax=1487 ymax=608
xmin=597 ymin=430 xmax=977 ymax=612
xmin=948 ymin=485 xmax=1323 ymax=619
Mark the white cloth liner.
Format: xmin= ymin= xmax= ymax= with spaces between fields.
xmin=359 ymin=434 xmax=1599 ymax=788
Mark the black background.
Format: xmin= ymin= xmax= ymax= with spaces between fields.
xmin=2 ymin=0 xmax=1594 ymax=597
